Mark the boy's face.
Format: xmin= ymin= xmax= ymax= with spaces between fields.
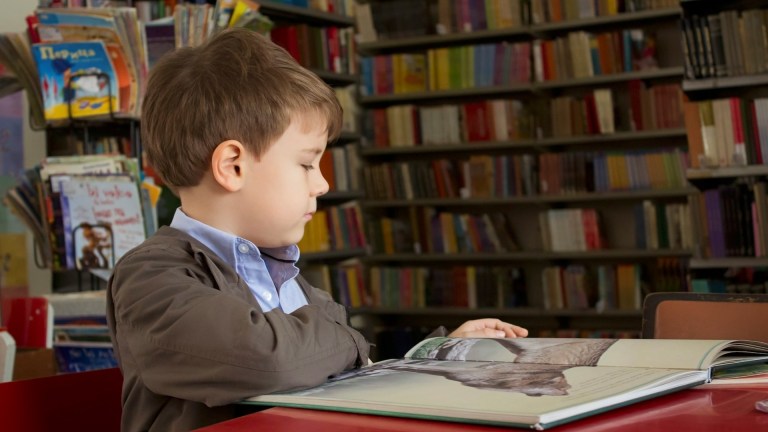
xmin=239 ymin=117 xmax=330 ymax=248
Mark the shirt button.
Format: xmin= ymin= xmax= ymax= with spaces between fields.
xmin=263 ymin=292 xmax=272 ymax=301
xmin=238 ymin=244 xmax=249 ymax=254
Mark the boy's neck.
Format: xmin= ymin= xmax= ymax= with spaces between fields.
xmin=178 ymin=182 xmax=239 ymax=236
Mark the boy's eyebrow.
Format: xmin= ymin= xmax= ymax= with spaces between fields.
xmin=302 ymin=147 xmax=324 ymax=155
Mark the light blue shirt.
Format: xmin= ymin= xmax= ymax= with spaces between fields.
xmin=169 ymin=208 xmax=308 ymax=313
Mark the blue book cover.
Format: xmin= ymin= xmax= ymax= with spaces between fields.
xmin=31 ymin=40 xmax=119 ymax=121
xmin=54 ymin=342 xmax=117 ymax=373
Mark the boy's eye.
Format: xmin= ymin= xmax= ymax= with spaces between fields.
xmin=301 ymin=164 xmax=314 ymax=171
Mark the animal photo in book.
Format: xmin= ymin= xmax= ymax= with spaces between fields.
xmin=74 ymin=222 xmax=112 ymax=269
xmin=57 ymin=175 xmax=145 ymax=269
xmin=352 ymin=338 xmax=617 ymax=397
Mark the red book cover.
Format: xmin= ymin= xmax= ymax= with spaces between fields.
xmin=493 ymin=43 xmax=505 ymax=85
xmin=462 ymin=102 xmax=492 ymax=142
xmin=326 ymin=26 xmax=340 ymax=73
xmin=318 ymin=151 xmax=336 ymax=191
xmin=729 ymin=98 xmax=745 ymax=162
xmin=542 ymin=40 xmax=554 ymax=81
xmin=272 ymin=26 xmax=302 ymax=64
xmin=372 ymin=109 xmax=389 ymax=148
xmin=751 ymin=101 xmax=763 ymax=164
xmin=342 ymin=206 xmax=360 ymax=249
xmin=25 ymin=15 xmax=40 ymax=44
xmin=431 ymin=160 xmax=448 ymax=198
xmin=410 ymin=106 xmax=422 ymax=145
xmin=582 ymin=209 xmax=602 ymax=250
xmin=583 ymin=93 xmax=599 ymax=135
xmin=373 ymin=56 xmax=391 ymax=95
xmin=452 ymin=266 xmax=469 ymax=307
xmin=628 ymin=80 xmax=644 ymax=131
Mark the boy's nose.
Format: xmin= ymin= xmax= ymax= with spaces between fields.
xmin=313 ymin=171 xmax=330 ymax=197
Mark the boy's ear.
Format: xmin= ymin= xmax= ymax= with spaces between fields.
xmin=211 ymin=140 xmax=248 ymax=192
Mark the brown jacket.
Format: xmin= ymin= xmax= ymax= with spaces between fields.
xmin=106 ymin=226 xmax=370 ymax=431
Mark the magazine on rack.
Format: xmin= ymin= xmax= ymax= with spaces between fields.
xmin=245 ymin=337 xmax=768 ymax=430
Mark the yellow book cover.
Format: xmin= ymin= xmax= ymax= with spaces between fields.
xmin=345 ymin=266 xmax=361 ymax=307
xmin=435 ymin=48 xmax=451 ymax=90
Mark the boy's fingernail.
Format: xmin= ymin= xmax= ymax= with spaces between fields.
xmin=496 ymin=331 xmax=505 ymax=337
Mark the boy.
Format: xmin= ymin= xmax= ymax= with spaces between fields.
xmin=106 ymin=28 xmax=528 ymax=432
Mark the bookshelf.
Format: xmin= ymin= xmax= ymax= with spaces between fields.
xmin=679 ymin=0 xmax=768 ymax=297
xmin=354 ymin=0 xmax=690 ymax=347
xmin=5 ymin=2 xmax=368 ymax=294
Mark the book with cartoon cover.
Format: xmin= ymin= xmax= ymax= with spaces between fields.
xmin=245 ymin=337 xmax=768 ymax=430
xmin=31 ymin=40 xmax=119 ymax=121
xmin=34 ymin=8 xmax=142 ymax=117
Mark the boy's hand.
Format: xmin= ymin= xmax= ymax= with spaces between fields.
xmin=448 ymin=318 xmax=528 ymax=339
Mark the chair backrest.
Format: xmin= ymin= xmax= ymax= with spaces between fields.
xmin=641 ymin=292 xmax=768 ymax=342
xmin=0 ymin=367 xmax=122 ymax=431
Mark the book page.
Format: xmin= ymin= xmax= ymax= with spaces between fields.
xmin=405 ymin=337 xmax=765 ymax=370
xmin=250 ymin=358 xmax=707 ymax=428
xmin=406 ymin=338 xmax=619 ymax=367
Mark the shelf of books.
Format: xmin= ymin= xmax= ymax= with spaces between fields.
xmin=362 ymin=189 xmax=695 ymax=208
xmin=0 ymin=1 xmax=368 ymax=296
xmin=679 ymin=0 xmax=768 ymax=298
xmin=360 ymin=128 xmax=687 ymax=156
xmin=352 ymin=0 xmax=688 ymax=346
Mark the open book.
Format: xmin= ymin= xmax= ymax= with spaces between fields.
xmin=245 ymin=337 xmax=768 ymax=430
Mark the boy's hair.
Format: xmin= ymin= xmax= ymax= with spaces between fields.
xmin=141 ymin=28 xmax=342 ymax=189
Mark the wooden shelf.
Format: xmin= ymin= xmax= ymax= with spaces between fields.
xmin=361 ymin=189 xmax=694 ymax=208
xmin=529 ymin=8 xmax=681 ymax=34
xmin=687 ymin=165 xmax=768 ymax=179
xmin=359 ymin=128 xmax=687 ymax=156
xmin=336 ymin=131 xmax=361 ymax=142
xmin=534 ymin=67 xmax=684 ymax=90
xmin=258 ymin=1 xmax=354 ymax=26
xmin=683 ymin=73 xmax=768 ymax=92
xmin=689 ymin=257 xmax=768 ymax=269
xmin=359 ymin=68 xmax=684 ymax=105
xmin=358 ymin=27 xmax=529 ymax=54
xmin=349 ymin=306 xmax=642 ymax=318
xmin=299 ymin=248 xmax=367 ymax=262
xmin=311 ymin=69 xmax=358 ymax=86
xmin=364 ymin=250 xmax=692 ymax=263
xmin=358 ymin=8 xmax=681 ymax=53
xmin=359 ymin=82 xmax=533 ymax=105
xmin=320 ymin=190 xmax=365 ymax=201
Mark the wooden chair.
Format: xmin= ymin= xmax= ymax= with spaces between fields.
xmin=641 ymin=292 xmax=768 ymax=342
xmin=0 ymin=367 xmax=122 ymax=431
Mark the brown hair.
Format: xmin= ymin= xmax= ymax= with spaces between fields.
xmin=141 ymin=28 xmax=342 ymax=189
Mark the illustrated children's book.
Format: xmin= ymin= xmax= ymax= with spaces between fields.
xmin=54 ymin=174 xmax=145 ymax=270
xmin=34 ymin=8 xmax=140 ymax=117
xmin=245 ymin=337 xmax=768 ymax=430
xmin=31 ymin=40 xmax=120 ymax=121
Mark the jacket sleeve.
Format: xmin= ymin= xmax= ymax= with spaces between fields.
xmin=109 ymin=245 xmax=369 ymax=407
xmin=296 ymin=275 xmax=370 ymax=367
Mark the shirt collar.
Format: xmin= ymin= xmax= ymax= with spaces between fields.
xmin=169 ymin=208 xmax=301 ymax=264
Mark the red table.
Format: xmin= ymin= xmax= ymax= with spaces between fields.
xmin=196 ymin=386 xmax=768 ymax=431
